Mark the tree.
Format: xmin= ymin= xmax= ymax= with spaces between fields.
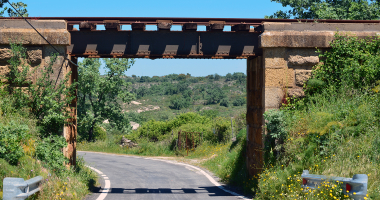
xmin=78 ymin=58 xmax=135 ymax=141
xmin=266 ymin=0 xmax=380 ymax=20
xmin=0 ymin=1 xmax=28 ymax=17
xmin=225 ymin=73 xmax=233 ymax=81
xmin=169 ymin=94 xmax=191 ymax=110
xmin=205 ymin=84 xmax=226 ymax=104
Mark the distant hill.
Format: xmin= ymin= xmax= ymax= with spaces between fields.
xmin=122 ymin=73 xmax=247 ymax=124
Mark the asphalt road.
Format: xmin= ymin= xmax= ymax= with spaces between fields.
xmin=79 ymin=151 xmax=248 ymax=200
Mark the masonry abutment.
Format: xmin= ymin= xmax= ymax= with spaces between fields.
xmin=0 ymin=19 xmax=74 ymax=164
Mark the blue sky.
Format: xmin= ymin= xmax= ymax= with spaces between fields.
xmin=21 ymin=0 xmax=287 ymax=77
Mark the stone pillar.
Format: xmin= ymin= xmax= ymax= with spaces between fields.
xmin=63 ymin=56 xmax=78 ymax=165
xmin=246 ymin=56 xmax=264 ymax=176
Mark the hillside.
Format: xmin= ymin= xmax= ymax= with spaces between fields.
xmin=122 ymin=72 xmax=247 ymax=126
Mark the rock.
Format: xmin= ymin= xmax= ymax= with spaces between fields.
xmin=120 ymin=136 xmax=138 ymax=148
xmin=130 ymin=121 xmax=140 ymax=130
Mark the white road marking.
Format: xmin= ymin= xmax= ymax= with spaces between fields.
xmin=86 ymin=165 xmax=111 ymax=200
xmin=81 ymin=151 xmax=251 ymax=199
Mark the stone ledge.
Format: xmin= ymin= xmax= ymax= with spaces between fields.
xmin=0 ymin=29 xmax=70 ymax=45
xmin=259 ymin=31 xmax=380 ymax=48
xmin=262 ymin=22 xmax=380 ymax=32
xmin=0 ymin=19 xmax=67 ymax=29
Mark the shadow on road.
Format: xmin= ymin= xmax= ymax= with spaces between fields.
xmin=96 ymin=186 xmax=234 ymax=197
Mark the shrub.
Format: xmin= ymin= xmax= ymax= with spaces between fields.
xmin=0 ymin=121 xmax=30 ymax=165
xmin=232 ymin=97 xmax=246 ymax=106
xmin=36 ymin=135 xmax=68 ymax=173
xmin=220 ymin=98 xmax=230 ymax=107
xmin=169 ymin=94 xmax=191 ymax=110
xmin=263 ymin=109 xmax=287 ymax=164
xmin=312 ymin=34 xmax=380 ymax=91
xmin=205 ymin=85 xmax=226 ymax=104
xmin=93 ymin=124 xmax=107 ymax=141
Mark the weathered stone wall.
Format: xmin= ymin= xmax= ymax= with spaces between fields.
xmin=259 ymin=22 xmax=380 ymax=110
xmin=0 ymin=19 xmax=75 ymax=164
xmin=246 ymin=22 xmax=380 ymax=176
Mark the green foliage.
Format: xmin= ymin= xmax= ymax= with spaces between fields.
xmin=225 ymin=73 xmax=233 ymax=81
xmin=267 ymin=0 xmax=380 ymax=20
xmin=93 ymin=124 xmax=107 ymax=141
xmin=232 ymin=72 xmax=246 ymax=84
xmin=310 ymin=34 xmax=380 ymax=92
xmin=169 ymin=94 xmax=191 ymax=110
xmin=0 ymin=121 xmax=29 ymax=165
xmin=3 ymin=42 xmax=76 ymax=137
xmin=78 ymin=58 xmax=135 ymax=141
xmin=263 ymin=109 xmax=287 ymax=165
xmin=220 ymin=98 xmax=230 ymax=107
xmin=128 ymin=112 xmax=232 ymax=144
xmin=232 ymin=96 xmax=246 ymax=106
xmin=0 ymin=1 xmax=28 ymax=17
xmin=36 ymin=135 xmax=68 ymax=173
xmin=205 ymin=84 xmax=226 ymax=104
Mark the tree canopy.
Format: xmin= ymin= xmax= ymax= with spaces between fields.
xmin=78 ymin=58 xmax=135 ymax=141
xmin=266 ymin=0 xmax=380 ymax=20
xmin=0 ymin=0 xmax=28 ymax=17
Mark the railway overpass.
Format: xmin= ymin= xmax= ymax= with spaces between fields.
xmin=1 ymin=17 xmax=379 ymax=176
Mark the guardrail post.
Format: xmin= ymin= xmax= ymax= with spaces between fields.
xmin=3 ymin=176 xmax=43 ymax=200
xmin=301 ymin=170 xmax=368 ymax=200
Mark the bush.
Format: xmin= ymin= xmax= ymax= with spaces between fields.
xmin=93 ymin=124 xmax=107 ymax=141
xmin=169 ymin=95 xmax=191 ymax=110
xmin=220 ymin=98 xmax=230 ymax=107
xmin=312 ymin=34 xmax=380 ymax=91
xmin=0 ymin=121 xmax=30 ymax=165
xmin=263 ymin=109 xmax=287 ymax=164
xmin=205 ymin=85 xmax=226 ymax=104
xmin=36 ymin=135 xmax=68 ymax=173
xmin=232 ymin=97 xmax=246 ymax=106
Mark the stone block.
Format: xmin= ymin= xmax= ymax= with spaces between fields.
xmin=288 ymin=55 xmax=319 ymax=66
xmin=263 ymin=48 xmax=287 ymax=68
xmin=265 ymin=68 xmax=294 ymax=88
xmin=0 ymin=48 xmax=11 ymax=60
xmin=265 ymin=87 xmax=283 ymax=109
xmin=27 ymin=47 xmax=42 ymax=64
xmin=287 ymin=88 xmax=305 ymax=98
xmin=287 ymin=48 xmax=319 ymax=66
xmin=295 ymin=70 xmax=312 ymax=86
xmin=260 ymin=31 xmax=335 ymax=48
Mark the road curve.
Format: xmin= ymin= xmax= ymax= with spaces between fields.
xmin=79 ymin=151 xmax=248 ymax=200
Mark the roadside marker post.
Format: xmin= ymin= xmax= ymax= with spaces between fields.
xmin=301 ymin=170 xmax=368 ymax=200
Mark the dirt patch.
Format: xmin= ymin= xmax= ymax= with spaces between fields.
xmin=131 ymin=101 xmax=142 ymax=105
xmin=137 ymin=105 xmax=160 ymax=113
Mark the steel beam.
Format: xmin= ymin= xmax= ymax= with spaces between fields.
xmin=68 ymin=31 xmax=260 ymax=58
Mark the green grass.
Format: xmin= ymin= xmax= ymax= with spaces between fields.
xmin=255 ymin=88 xmax=380 ymax=199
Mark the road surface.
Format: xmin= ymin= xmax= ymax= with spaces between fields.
xmin=79 ymin=151 xmax=249 ymax=200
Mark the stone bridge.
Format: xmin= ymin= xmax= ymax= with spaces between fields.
xmin=1 ymin=18 xmax=379 ymax=176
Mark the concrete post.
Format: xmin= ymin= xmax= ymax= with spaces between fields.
xmin=246 ymin=56 xmax=264 ymax=176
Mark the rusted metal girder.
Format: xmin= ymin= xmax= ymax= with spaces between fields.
xmin=68 ymin=31 xmax=260 ymax=59
xmin=11 ymin=17 xmax=380 ymax=26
